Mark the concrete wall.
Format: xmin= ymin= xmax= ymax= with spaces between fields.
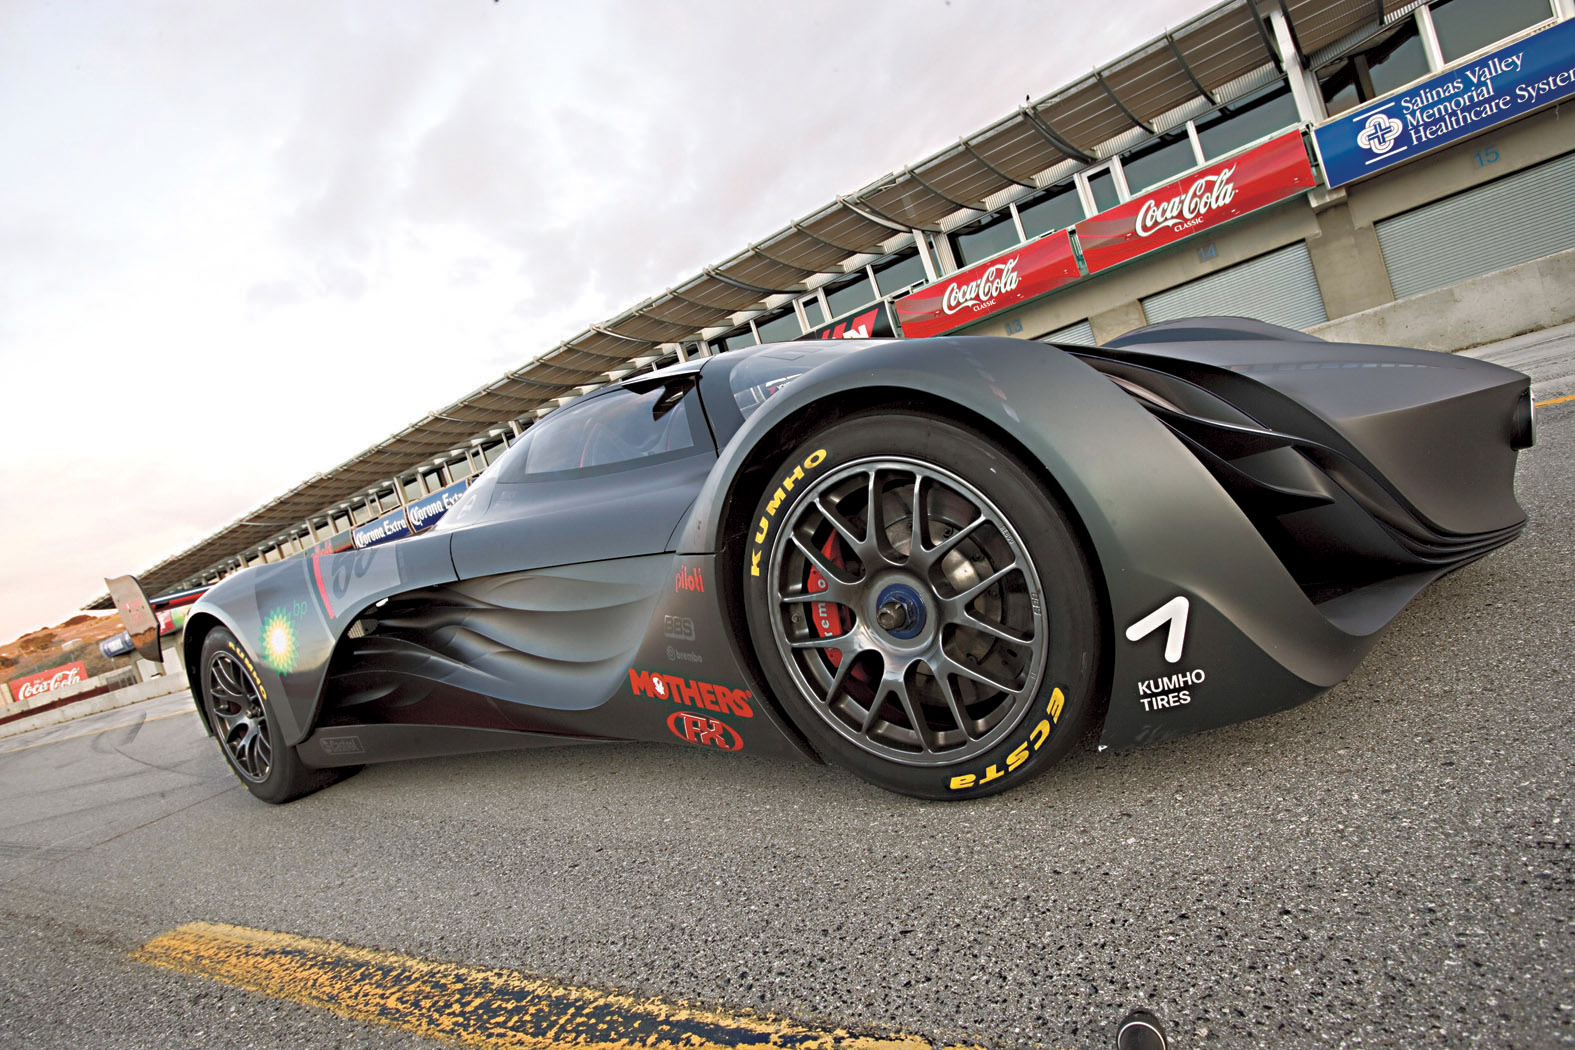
xmin=1307 ymin=246 xmax=1575 ymax=351
xmin=0 ymin=671 xmax=191 ymax=739
xmin=0 ymin=636 xmax=191 ymax=739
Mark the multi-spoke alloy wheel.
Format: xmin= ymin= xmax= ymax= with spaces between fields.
xmin=743 ymin=413 xmax=1101 ymax=799
xmin=770 ymin=456 xmax=1045 ymax=764
xmin=206 ymin=649 xmax=272 ymax=782
xmin=198 ymin=626 xmax=340 ymax=803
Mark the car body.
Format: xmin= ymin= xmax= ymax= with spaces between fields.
xmin=181 ymin=318 xmax=1533 ymax=801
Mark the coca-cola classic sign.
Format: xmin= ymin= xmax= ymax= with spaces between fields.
xmin=7 ymin=660 xmax=87 ymax=704
xmin=896 ymin=229 xmax=1079 ymax=339
xmin=1076 ymin=130 xmax=1315 ymax=274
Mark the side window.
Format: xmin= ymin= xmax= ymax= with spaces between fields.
xmin=496 ymin=377 xmax=705 ymax=482
xmin=1016 ymin=183 xmax=1084 ymax=238
xmin=755 ymin=308 xmax=805 ymax=343
xmin=1120 ymin=131 xmax=1201 ymax=194
xmin=872 ymin=251 xmax=928 ymax=296
xmin=824 ymin=271 xmax=877 ymax=320
xmin=716 ymin=327 xmax=757 ymax=352
xmin=1196 ymin=83 xmax=1299 ymax=157
xmin=951 ymin=211 xmax=1021 ymax=267
xmin=1431 ymin=0 xmax=1552 ymax=64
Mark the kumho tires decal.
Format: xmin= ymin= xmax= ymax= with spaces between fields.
xmin=748 ymin=448 xmax=828 ymax=578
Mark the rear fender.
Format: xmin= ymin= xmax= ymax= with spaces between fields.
xmin=185 ymin=530 xmax=458 ymax=746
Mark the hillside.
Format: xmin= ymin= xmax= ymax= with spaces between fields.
xmin=1 ymin=613 xmax=130 ymax=687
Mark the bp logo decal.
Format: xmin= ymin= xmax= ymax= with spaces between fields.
xmin=259 ymin=607 xmax=300 ymax=673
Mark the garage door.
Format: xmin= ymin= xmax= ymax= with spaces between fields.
xmin=1377 ymin=148 xmax=1575 ymax=299
xmin=1042 ymin=319 xmax=1095 ymax=345
xmin=1141 ymin=243 xmax=1327 ymax=331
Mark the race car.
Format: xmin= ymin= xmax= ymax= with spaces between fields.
xmin=177 ymin=318 xmax=1533 ymax=802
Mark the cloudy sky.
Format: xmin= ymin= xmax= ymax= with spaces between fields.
xmin=0 ymin=0 xmax=1206 ymax=643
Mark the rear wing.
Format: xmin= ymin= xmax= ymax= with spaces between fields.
xmin=104 ymin=575 xmax=163 ymax=662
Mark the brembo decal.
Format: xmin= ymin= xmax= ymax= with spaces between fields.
xmin=665 ymin=646 xmax=703 ymax=665
xmin=630 ymin=669 xmax=754 ymax=718
xmin=749 ymin=449 xmax=828 ymax=578
xmin=666 ymin=711 xmax=744 ymax=751
xmin=947 ymin=687 xmax=1064 ymax=792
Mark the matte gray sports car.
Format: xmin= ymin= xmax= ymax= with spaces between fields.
xmin=177 ymin=318 xmax=1533 ymax=802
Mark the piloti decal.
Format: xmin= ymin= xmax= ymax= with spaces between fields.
xmin=947 ymin=687 xmax=1064 ymax=791
xmin=749 ymin=449 xmax=827 ymax=578
xmin=675 ymin=566 xmax=705 ymax=593
xmin=667 ymin=711 xmax=744 ymax=751
xmin=630 ymin=669 xmax=753 ymax=718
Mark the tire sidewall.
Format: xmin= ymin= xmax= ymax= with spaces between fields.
xmin=742 ymin=412 xmax=1101 ymax=800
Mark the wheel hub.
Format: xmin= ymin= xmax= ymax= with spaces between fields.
xmin=874 ymin=583 xmax=926 ymax=640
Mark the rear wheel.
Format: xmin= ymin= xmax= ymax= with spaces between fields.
xmin=199 ymin=626 xmax=339 ymax=804
xmin=742 ymin=412 xmax=1102 ymax=799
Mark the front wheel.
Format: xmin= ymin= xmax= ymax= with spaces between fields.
xmin=742 ymin=412 xmax=1102 ymax=799
xmin=199 ymin=627 xmax=340 ymax=804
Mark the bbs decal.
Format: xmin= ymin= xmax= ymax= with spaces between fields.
xmin=749 ymin=449 xmax=827 ymax=578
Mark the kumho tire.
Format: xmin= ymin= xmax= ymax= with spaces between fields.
xmin=198 ymin=626 xmax=342 ymax=804
xmin=742 ymin=412 xmax=1101 ymax=800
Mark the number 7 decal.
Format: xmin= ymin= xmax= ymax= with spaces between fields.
xmin=1125 ymin=596 xmax=1190 ymax=664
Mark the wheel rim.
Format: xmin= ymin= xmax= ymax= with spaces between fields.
xmin=206 ymin=650 xmax=272 ymax=783
xmin=765 ymin=455 xmax=1048 ymax=766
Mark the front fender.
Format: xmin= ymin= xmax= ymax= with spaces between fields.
xmin=682 ymin=336 xmax=1376 ymax=750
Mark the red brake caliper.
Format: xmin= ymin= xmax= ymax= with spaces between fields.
xmin=806 ymin=534 xmax=845 ymax=667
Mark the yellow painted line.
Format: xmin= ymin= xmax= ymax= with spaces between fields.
xmin=137 ymin=922 xmax=988 ymax=1050
xmin=1535 ymin=393 xmax=1575 ymax=407
xmin=0 ymin=708 xmax=194 ymax=755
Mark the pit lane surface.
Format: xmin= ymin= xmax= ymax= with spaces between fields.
xmin=2 ymin=329 xmax=1571 ymax=1050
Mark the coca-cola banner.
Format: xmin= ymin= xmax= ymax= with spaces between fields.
xmin=799 ymin=302 xmax=896 ymax=341
xmin=1076 ymin=131 xmax=1316 ymax=275
xmin=7 ymin=660 xmax=88 ymax=705
xmin=895 ymin=229 xmax=1079 ymax=339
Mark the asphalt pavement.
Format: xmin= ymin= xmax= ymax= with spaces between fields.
xmin=1 ymin=327 xmax=1571 ymax=1050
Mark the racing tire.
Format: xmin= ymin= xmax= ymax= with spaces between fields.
xmin=742 ymin=412 xmax=1102 ymax=800
xmin=198 ymin=626 xmax=342 ymax=804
